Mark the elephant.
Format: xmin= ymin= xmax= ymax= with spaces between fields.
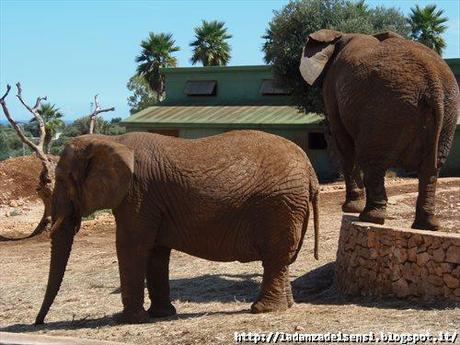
xmin=299 ymin=29 xmax=459 ymax=230
xmin=35 ymin=130 xmax=320 ymax=325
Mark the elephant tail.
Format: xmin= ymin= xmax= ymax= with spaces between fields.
xmin=289 ymin=189 xmax=320 ymax=264
xmin=428 ymin=87 xmax=445 ymax=171
xmin=312 ymin=190 xmax=320 ymax=260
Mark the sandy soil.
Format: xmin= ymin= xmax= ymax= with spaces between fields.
xmin=0 ymin=178 xmax=459 ymax=344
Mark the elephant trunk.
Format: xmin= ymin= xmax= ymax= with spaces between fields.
xmin=35 ymin=216 xmax=79 ymax=325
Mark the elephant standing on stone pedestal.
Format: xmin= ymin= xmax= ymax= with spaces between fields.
xmin=300 ymin=29 xmax=459 ymax=230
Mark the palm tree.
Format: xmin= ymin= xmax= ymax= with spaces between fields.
xmin=190 ymin=20 xmax=232 ymax=66
xmin=135 ymin=32 xmax=180 ymax=102
xmin=408 ymin=4 xmax=448 ymax=55
xmin=30 ymin=103 xmax=65 ymax=153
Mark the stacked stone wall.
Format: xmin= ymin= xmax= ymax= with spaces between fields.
xmin=336 ymin=216 xmax=460 ymax=299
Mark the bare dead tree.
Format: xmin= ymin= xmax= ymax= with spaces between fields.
xmin=0 ymin=83 xmax=56 ymax=241
xmin=0 ymin=85 xmax=116 ymax=241
xmin=88 ymin=94 xmax=115 ymax=134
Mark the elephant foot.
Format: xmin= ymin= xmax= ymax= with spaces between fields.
xmin=113 ymin=309 xmax=150 ymax=324
xmin=359 ymin=206 xmax=386 ymax=225
xmin=412 ymin=214 xmax=440 ymax=231
xmin=342 ymin=198 xmax=365 ymax=213
xmin=148 ymin=302 xmax=177 ymax=318
xmin=250 ymin=297 xmax=289 ymax=314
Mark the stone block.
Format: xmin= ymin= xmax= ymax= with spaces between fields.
xmin=443 ymin=274 xmax=459 ymax=289
xmin=407 ymin=247 xmax=417 ymax=262
xmin=432 ymin=247 xmax=445 ymax=262
xmin=445 ymin=246 xmax=460 ymax=264
xmin=392 ymin=278 xmax=409 ymax=297
xmin=427 ymin=275 xmax=444 ymax=286
xmin=417 ymin=252 xmax=430 ymax=266
xmin=408 ymin=234 xmax=423 ymax=248
xmin=394 ymin=248 xmax=407 ymax=263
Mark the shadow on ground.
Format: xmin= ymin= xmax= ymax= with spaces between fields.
xmin=0 ymin=273 xmax=260 ymax=333
xmin=111 ymin=273 xmax=262 ymax=303
xmin=2 ymin=266 xmax=457 ymax=333
xmin=292 ymin=262 xmax=459 ymax=311
xmin=0 ymin=310 xmax=248 ymax=333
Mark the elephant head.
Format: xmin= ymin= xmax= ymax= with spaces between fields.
xmin=35 ymin=135 xmax=134 ymax=325
xmin=299 ymin=29 xmax=343 ymax=85
xmin=299 ymin=29 xmax=405 ymax=86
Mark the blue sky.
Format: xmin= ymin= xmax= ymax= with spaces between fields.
xmin=1 ymin=0 xmax=459 ymax=121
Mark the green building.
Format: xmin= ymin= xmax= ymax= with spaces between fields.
xmin=121 ymin=60 xmax=460 ymax=179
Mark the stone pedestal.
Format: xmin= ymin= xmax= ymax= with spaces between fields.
xmin=336 ymin=216 xmax=460 ymax=299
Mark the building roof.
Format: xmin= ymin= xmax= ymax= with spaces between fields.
xmin=121 ymin=105 xmax=323 ymax=129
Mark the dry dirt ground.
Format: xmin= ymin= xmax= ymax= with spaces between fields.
xmin=0 ymin=177 xmax=459 ymax=344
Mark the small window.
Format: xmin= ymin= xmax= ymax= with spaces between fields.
xmin=308 ymin=132 xmax=327 ymax=150
xmin=260 ymin=79 xmax=290 ymax=95
xmin=184 ymin=80 xmax=217 ymax=96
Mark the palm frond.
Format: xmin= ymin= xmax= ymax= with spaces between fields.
xmin=408 ymin=4 xmax=448 ymax=55
xmin=190 ymin=20 xmax=232 ymax=66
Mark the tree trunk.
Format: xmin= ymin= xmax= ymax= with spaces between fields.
xmin=44 ymin=130 xmax=52 ymax=154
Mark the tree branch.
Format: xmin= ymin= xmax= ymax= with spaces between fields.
xmin=88 ymin=94 xmax=115 ymax=134
xmin=0 ymin=84 xmax=11 ymax=101
xmin=15 ymin=82 xmax=47 ymax=151
xmin=0 ymin=84 xmax=45 ymax=158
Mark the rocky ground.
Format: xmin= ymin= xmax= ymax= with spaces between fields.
xmin=0 ymin=156 xmax=458 ymax=344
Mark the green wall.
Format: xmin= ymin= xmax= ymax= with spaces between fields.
xmin=446 ymin=58 xmax=460 ymax=74
xmin=441 ymin=128 xmax=460 ymax=176
xmin=161 ymin=65 xmax=291 ymax=106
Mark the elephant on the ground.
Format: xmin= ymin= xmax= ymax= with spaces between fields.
xmin=35 ymin=130 xmax=320 ymax=325
xmin=299 ymin=29 xmax=459 ymax=230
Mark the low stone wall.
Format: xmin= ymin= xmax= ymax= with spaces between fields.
xmin=336 ymin=216 xmax=460 ymax=299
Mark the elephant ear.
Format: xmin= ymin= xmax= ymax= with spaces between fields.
xmin=77 ymin=137 xmax=134 ymax=216
xmin=299 ymin=29 xmax=342 ymax=85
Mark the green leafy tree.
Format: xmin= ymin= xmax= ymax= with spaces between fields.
xmin=190 ymin=20 xmax=232 ymax=66
xmin=61 ymin=116 xmax=125 ymax=138
xmin=262 ymin=0 xmax=410 ymax=114
xmin=136 ymin=32 xmax=180 ymax=102
xmin=51 ymin=117 xmax=125 ymax=156
xmin=408 ymin=4 xmax=448 ymax=55
xmin=127 ymin=75 xmax=157 ymax=114
xmin=29 ymin=103 xmax=65 ymax=153
xmin=0 ymin=124 xmax=34 ymax=160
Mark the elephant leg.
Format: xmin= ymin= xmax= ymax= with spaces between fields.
xmin=412 ymin=172 xmax=440 ymax=231
xmin=359 ymin=167 xmax=387 ymax=225
xmin=146 ymin=246 xmax=177 ymax=317
xmin=113 ymin=216 xmax=152 ymax=324
xmin=115 ymin=241 xmax=150 ymax=324
xmin=251 ymin=262 xmax=289 ymax=313
xmin=342 ymin=165 xmax=365 ymax=213
xmin=326 ymin=109 xmax=365 ymax=213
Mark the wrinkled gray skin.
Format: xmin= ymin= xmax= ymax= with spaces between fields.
xmin=300 ymin=29 xmax=459 ymax=230
xmin=35 ymin=130 xmax=320 ymax=325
